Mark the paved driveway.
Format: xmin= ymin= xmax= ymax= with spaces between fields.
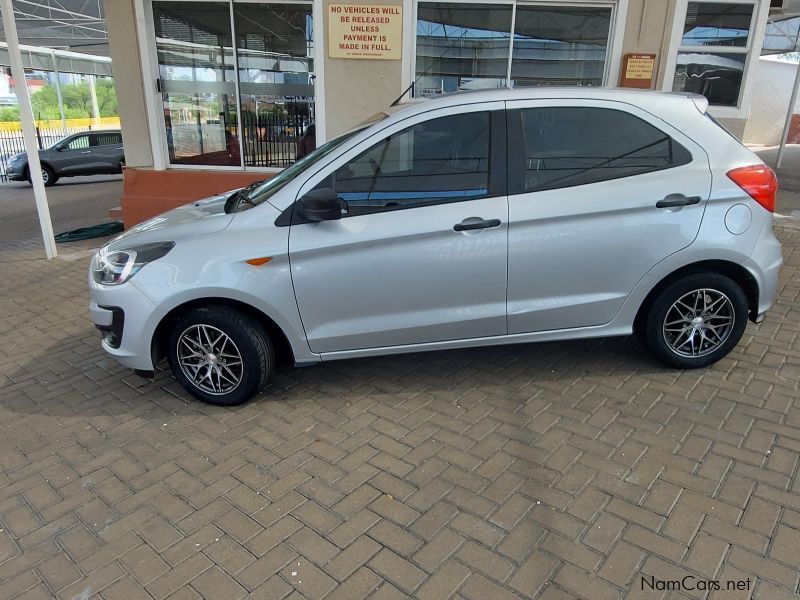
xmin=0 ymin=181 xmax=798 ymax=599
xmin=0 ymin=176 xmax=122 ymax=255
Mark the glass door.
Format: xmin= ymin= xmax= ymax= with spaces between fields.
xmin=151 ymin=1 xmax=316 ymax=169
xmin=152 ymin=1 xmax=241 ymax=166
xmin=233 ymin=3 xmax=315 ymax=168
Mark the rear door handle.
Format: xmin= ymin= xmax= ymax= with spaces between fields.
xmin=453 ymin=218 xmax=502 ymax=231
xmin=656 ymin=194 xmax=702 ymax=208
xmin=80 ymin=150 xmax=91 ymax=154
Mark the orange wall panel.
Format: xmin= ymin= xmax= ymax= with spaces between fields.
xmin=121 ymin=168 xmax=275 ymax=228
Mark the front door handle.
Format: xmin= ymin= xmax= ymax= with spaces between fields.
xmin=656 ymin=194 xmax=701 ymax=208
xmin=453 ymin=218 xmax=501 ymax=231
xmin=80 ymin=150 xmax=92 ymax=154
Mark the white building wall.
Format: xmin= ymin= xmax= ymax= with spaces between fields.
xmin=744 ymin=56 xmax=800 ymax=146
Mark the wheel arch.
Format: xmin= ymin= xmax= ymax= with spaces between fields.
xmin=152 ymin=297 xmax=295 ymax=367
xmin=24 ymin=161 xmax=55 ymax=175
xmin=634 ymin=260 xmax=760 ymax=331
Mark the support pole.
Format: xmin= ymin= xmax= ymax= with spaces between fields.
xmin=0 ymin=0 xmax=57 ymax=259
xmin=88 ymin=74 xmax=100 ymax=127
xmin=776 ymin=58 xmax=800 ymax=169
xmin=50 ymin=50 xmax=67 ymax=136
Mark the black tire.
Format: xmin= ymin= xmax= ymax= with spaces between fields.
xmin=643 ymin=273 xmax=748 ymax=369
xmin=167 ymin=306 xmax=273 ymax=406
xmin=27 ymin=164 xmax=57 ymax=187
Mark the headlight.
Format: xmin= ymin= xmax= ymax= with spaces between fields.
xmin=92 ymin=241 xmax=174 ymax=285
xmin=9 ymin=153 xmax=24 ymax=163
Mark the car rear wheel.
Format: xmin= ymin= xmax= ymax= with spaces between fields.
xmin=27 ymin=165 xmax=56 ymax=187
xmin=643 ymin=273 xmax=749 ymax=369
xmin=167 ymin=306 xmax=273 ymax=406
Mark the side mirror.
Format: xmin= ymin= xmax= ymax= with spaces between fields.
xmin=297 ymin=188 xmax=346 ymax=222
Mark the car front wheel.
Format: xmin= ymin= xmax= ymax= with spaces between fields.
xmin=167 ymin=306 xmax=273 ymax=405
xmin=643 ymin=273 xmax=749 ymax=369
xmin=27 ymin=165 xmax=56 ymax=187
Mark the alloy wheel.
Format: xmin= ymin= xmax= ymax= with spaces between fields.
xmin=176 ymin=324 xmax=243 ymax=395
xmin=41 ymin=169 xmax=49 ymax=184
xmin=662 ymin=288 xmax=735 ymax=358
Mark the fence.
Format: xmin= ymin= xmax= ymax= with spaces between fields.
xmin=0 ymin=124 xmax=113 ymax=182
xmin=240 ymin=112 xmax=310 ymax=168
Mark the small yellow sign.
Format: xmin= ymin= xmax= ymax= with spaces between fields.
xmin=625 ymin=55 xmax=656 ymax=80
xmin=328 ymin=4 xmax=402 ymax=60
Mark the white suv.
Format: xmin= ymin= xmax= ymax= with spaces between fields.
xmin=89 ymin=89 xmax=782 ymax=405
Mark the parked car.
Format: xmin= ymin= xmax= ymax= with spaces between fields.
xmin=88 ymin=88 xmax=782 ymax=406
xmin=7 ymin=130 xmax=124 ymax=186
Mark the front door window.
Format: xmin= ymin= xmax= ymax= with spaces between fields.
xmin=318 ymin=111 xmax=492 ymax=215
xmin=64 ymin=135 xmax=90 ymax=150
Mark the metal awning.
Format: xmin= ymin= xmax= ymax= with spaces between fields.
xmin=0 ymin=40 xmax=111 ymax=75
xmin=0 ymin=0 xmax=107 ymax=56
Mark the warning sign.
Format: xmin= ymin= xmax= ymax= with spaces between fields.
xmin=620 ymin=53 xmax=656 ymax=89
xmin=328 ymin=4 xmax=402 ymax=60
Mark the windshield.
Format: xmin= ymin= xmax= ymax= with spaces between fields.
xmin=243 ymin=125 xmax=369 ymax=207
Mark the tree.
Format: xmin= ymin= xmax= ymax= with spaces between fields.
xmin=95 ymin=79 xmax=118 ymax=117
xmin=30 ymin=84 xmax=62 ymax=120
xmin=0 ymin=106 xmax=20 ymax=121
xmin=2 ymin=78 xmax=119 ymax=122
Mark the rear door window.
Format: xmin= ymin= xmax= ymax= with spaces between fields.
xmin=509 ymin=107 xmax=692 ymax=194
xmin=92 ymin=132 xmax=123 ymax=147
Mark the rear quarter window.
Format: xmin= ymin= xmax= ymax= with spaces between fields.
xmin=509 ymin=107 xmax=693 ymax=194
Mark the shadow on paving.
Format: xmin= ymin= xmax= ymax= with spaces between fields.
xmin=3 ymin=316 xmax=665 ymax=419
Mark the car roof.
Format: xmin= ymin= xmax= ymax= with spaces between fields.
xmin=69 ymin=129 xmax=121 ymax=135
xmin=386 ymin=87 xmax=708 ymax=119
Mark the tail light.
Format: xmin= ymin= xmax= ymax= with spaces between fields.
xmin=726 ymin=165 xmax=778 ymax=212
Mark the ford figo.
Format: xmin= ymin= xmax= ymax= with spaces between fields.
xmin=89 ymin=89 xmax=782 ymax=405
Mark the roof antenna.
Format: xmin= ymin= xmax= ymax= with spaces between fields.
xmin=390 ymin=80 xmax=416 ymax=107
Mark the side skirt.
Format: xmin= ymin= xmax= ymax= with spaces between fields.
xmin=318 ymin=324 xmax=633 ymax=362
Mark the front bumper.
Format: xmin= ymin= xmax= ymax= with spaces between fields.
xmin=6 ymin=162 xmax=26 ymax=180
xmin=89 ymin=277 xmax=159 ymax=370
xmin=91 ymin=303 xmax=125 ymax=349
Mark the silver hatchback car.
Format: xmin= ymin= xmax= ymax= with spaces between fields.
xmin=89 ymin=89 xmax=782 ymax=405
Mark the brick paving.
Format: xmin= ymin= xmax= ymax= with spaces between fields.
xmin=0 ymin=191 xmax=799 ymax=598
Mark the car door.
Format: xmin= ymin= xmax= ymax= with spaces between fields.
xmin=288 ymin=104 xmax=509 ymax=354
xmin=505 ymin=99 xmax=712 ymax=334
xmin=51 ymin=133 xmax=94 ymax=175
xmin=90 ymin=132 xmax=124 ymax=172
